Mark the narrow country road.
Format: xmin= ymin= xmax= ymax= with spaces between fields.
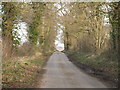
xmin=40 ymin=51 xmax=107 ymax=88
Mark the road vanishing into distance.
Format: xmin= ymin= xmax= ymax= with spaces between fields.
xmin=39 ymin=51 xmax=107 ymax=88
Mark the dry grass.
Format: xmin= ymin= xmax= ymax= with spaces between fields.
xmin=2 ymin=52 xmax=46 ymax=88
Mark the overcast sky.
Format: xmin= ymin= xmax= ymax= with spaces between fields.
xmin=15 ymin=22 xmax=28 ymax=45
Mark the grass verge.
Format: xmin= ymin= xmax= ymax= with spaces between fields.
xmin=2 ymin=55 xmax=46 ymax=88
xmin=66 ymin=51 xmax=118 ymax=87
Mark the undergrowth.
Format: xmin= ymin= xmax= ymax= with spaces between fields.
xmin=2 ymin=56 xmax=45 ymax=88
xmin=66 ymin=51 xmax=118 ymax=84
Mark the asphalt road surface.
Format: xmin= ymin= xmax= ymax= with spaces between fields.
xmin=40 ymin=51 xmax=107 ymax=88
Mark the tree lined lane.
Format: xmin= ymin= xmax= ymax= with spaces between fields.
xmin=40 ymin=51 xmax=107 ymax=88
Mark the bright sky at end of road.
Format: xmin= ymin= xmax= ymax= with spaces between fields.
xmin=55 ymin=27 xmax=64 ymax=51
xmin=54 ymin=3 xmax=65 ymax=51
